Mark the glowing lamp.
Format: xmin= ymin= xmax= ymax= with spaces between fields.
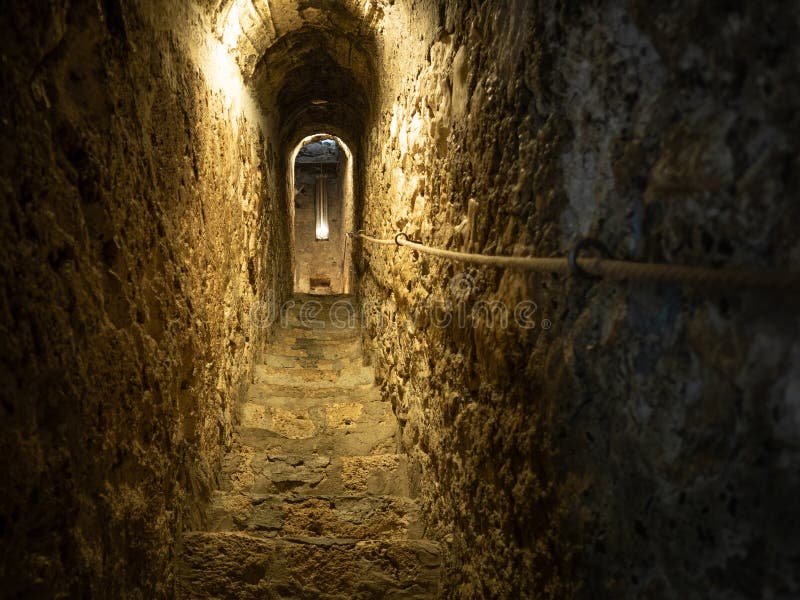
xmin=315 ymin=173 xmax=329 ymax=241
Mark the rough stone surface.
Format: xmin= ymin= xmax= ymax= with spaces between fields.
xmin=4 ymin=0 xmax=800 ymax=597
xmin=357 ymin=1 xmax=800 ymax=598
xmin=0 ymin=1 xmax=290 ymax=596
xmin=179 ymin=533 xmax=441 ymax=600
xmin=179 ymin=295 xmax=441 ymax=598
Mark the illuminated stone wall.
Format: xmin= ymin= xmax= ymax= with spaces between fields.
xmin=359 ymin=1 xmax=800 ymax=597
xmin=0 ymin=1 xmax=290 ymax=596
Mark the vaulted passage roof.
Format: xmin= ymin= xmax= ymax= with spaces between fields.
xmin=208 ymin=0 xmax=380 ymax=149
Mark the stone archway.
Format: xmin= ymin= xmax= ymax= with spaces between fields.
xmin=288 ymin=133 xmax=355 ymax=294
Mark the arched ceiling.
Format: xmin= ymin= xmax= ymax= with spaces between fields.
xmin=207 ymin=0 xmax=382 ymax=150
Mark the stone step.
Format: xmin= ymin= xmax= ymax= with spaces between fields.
xmin=282 ymin=294 xmax=360 ymax=314
xmin=245 ymin=389 xmax=383 ymax=408
xmin=247 ymin=380 xmax=379 ymax=399
xmin=235 ymin=420 xmax=398 ymax=457
xmin=253 ymin=364 xmax=375 ymax=388
xmin=290 ymin=293 xmax=357 ymax=306
xmin=274 ymin=323 xmax=362 ymax=341
xmin=282 ymin=311 xmax=362 ymax=329
xmin=207 ymin=493 xmax=424 ymax=540
xmin=178 ymin=533 xmax=441 ymax=600
xmin=240 ymin=398 xmax=394 ymax=433
xmin=219 ymin=450 xmax=409 ymax=496
xmin=266 ymin=346 xmax=363 ymax=362
xmin=262 ymin=353 xmax=361 ymax=370
xmin=178 ymin=296 xmax=440 ymax=599
xmin=263 ymin=339 xmax=364 ymax=367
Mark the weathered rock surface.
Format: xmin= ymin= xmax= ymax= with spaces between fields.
xmin=0 ymin=1 xmax=290 ymax=596
xmin=180 ymin=533 xmax=441 ymax=600
xmin=358 ymin=1 xmax=800 ymax=598
xmin=179 ymin=295 xmax=441 ymax=598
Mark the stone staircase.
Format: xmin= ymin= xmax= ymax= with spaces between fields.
xmin=178 ymin=294 xmax=442 ymax=599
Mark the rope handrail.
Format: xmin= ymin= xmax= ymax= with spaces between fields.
xmin=349 ymin=231 xmax=800 ymax=290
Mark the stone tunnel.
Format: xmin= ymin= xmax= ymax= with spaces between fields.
xmin=1 ymin=0 xmax=799 ymax=598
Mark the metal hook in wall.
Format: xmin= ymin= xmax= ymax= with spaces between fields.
xmin=395 ymin=232 xmax=422 ymax=245
xmin=568 ymin=238 xmax=611 ymax=280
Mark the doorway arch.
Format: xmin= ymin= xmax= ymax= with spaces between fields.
xmin=288 ymin=134 xmax=355 ymax=294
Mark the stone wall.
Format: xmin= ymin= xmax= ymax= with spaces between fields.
xmin=358 ymin=1 xmax=800 ymax=597
xmin=0 ymin=0 xmax=289 ymax=596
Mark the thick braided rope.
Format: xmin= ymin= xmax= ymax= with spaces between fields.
xmin=350 ymin=232 xmax=799 ymax=290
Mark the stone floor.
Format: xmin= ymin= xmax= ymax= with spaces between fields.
xmin=179 ymin=295 xmax=442 ymax=599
